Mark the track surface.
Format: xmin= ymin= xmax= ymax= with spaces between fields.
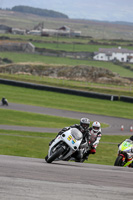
xmin=0 ymin=155 xmax=133 ymax=200
xmin=0 ymin=103 xmax=133 ymax=199
xmin=0 ymin=103 xmax=132 ymax=135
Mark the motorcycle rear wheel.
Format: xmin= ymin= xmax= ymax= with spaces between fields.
xmin=114 ymin=155 xmax=124 ymax=166
xmin=46 ymin=147 xmax=64 ymax=163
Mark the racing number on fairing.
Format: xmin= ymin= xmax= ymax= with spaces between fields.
xmin=67 ymin=135 xmax=76 ymax=144
xmin=67 ymin=135 xmax=72 ymax=141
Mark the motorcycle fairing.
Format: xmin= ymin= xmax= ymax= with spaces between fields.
xmin=48 ymin=128 xmax=82 ymax=161
xmin=119 ymin=139 xmax=133 ymax=167
xmin=120 ymin=140 xmax=133 ymax=152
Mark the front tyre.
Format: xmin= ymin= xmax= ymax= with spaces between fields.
xmin=46 ymin=147 xmax=64 ymax=163
xmin=114 ymin=155 xmax=124 ymax=166
xmin=45 ymin=155 xmax=48 ymax=162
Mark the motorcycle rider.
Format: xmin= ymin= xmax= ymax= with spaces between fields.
xmin=49 ymin=117 xmax=90 ymax=145
xmin=49 ymin=118 xmax=102 ymax=162
xmin=82 ymin=121 xmax=102 ymax=161
xmin=130 ymin=135 xmax=133 ymax=141
xmin=1 ymin=97 xmax=8 ymax=106
xmin=117 ymin=135 xmax=133 ymax=167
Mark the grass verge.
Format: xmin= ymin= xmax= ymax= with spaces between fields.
xmin=0 ymin=130 xmax=128 ymax=166
xmin=0 ymin=84 xmax=133 ymax=119
xmin=0 ymin=109 xmax=79 ymax=128
xmin=0 ymin=109 xmax=108 ymax=128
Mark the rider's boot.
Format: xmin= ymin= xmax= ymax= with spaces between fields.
xmin=82 ymin=150 xmax=90 ymax=161
xmin=74 ymin=150 xmax=84 ymax=162
xmin=75 ymin=150 xmax=90 ymax=162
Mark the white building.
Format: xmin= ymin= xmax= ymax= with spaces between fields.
xmin=41 ymin=28 xmax=70 ymax=36
xmin=41 ymin=26 xmax=81 ymax=37
xmin=27 ymin=30 xmax=41 ymax=36
xmin=93 ymin=47 xmax=133 ymax=63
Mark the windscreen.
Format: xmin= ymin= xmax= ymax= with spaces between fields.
xmin=125 ymin=139 xmax=133 ymax=144
xmin=71 ymin=128 xmax=83 ymax=140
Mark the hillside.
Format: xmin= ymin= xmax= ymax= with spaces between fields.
xmin=12 ymin=6 xmax=68 ymax=19
xmin=1 ymin=10 xmax=133 ymax=39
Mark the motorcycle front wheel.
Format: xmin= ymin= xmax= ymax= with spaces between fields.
xmin=114 ymin=155 xmax=124 ymax=166
xmin=46 ymin=147 xmax=65 ymax=163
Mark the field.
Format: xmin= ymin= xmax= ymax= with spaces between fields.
xmin=32 ymin=41 xmax=133 ymax=52
xmin=0 ymin=11 xmax=133 ymax=166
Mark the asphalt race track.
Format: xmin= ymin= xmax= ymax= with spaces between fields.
xmin=0 ymin=102 xmax=133 ymax=135
xmin=0 ymin=155 xmax=133 ymax=200
xmin=0 ymin=103 xmax=133 ymax=199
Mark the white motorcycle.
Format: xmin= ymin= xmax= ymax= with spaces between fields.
xmin=45 ymin=128 xmax=84 ymax=163
xmin=45 ymin=128 xmax=97 ymax=163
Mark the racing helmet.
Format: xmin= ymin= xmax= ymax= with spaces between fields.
xmin=80 ymin=118 xmax=90 ymax=131
xmin=130 ymin=135 xmax=133 ymax=141
xmin=92 ymin=121 xmax=101 ymax=133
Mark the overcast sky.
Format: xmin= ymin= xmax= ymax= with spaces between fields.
xmin=0 ymin=0 xmax=133 ymax=23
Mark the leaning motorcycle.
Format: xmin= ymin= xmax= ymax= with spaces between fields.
xmin=1 ymin=99 xmax=8 ymax=106
xmin=114 ymin=139 xmax=133 ymax=167
xmin=45 ymin=128 xmax=83 ymax=163
xmin=45 ymin=127 xmax=97 ymax=163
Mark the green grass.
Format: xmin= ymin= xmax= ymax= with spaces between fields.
xmin=0 ymin=129 xmax=56 ymax=138
xmin=2 ymin=84 xmax=133 ymax=118
xmin=0 ymin=130 xmax=55 ymax=158
xmin=32 ymin=41 xmax=133 ymax=52
xmin=87 ymin=142 xmax=117 ymax=165
xmin=0 ymin=84 xmax=133 ymax=119
xmin=1 ymin=33 xmax=133 ymax=45
xmin=0 ymin=109 xmax=80 ymax=128
xmin=0 ymin=108 xmax=108 ymax=129
xmin=0 ymin=108 xmax=107 ymax=128
xmin=0 ymin=130 xmax=128 ymax=165
xmin=2 ymin=33 xmax=133 ymax=52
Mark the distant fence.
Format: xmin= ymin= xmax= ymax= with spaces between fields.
xmin=0 ymin=78 xmax=120 ymax=101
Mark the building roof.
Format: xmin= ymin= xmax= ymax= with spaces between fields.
xmin=58 ymin=25 xmax=70 ymax=31
xmin=98 ymin=47 xmax=133 ymax=54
